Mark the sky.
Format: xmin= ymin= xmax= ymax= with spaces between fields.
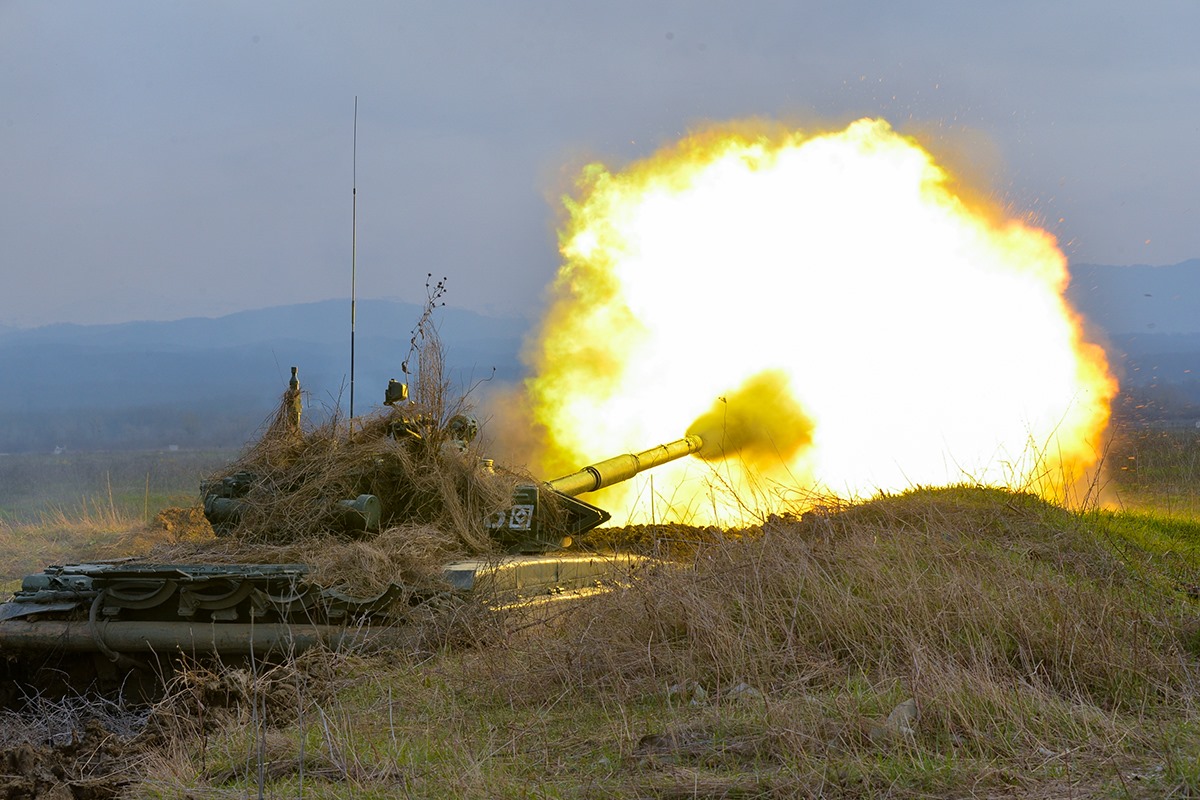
xmin=2 ymin=1 xmax=1197 ymax=328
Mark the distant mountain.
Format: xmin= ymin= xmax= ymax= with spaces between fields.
xmin=0 ymin=299 xmax=527 ymax=408
xmin=0 ymin=299 xmax=527 ymax=352
xmin=4 ymin=260 xmax=1200 ymax=452
xmin=0 ymin=300 xmax=529 ymax=452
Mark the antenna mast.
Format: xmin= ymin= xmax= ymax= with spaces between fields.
xmin=349 ymin=96 xmax=358 ymax=421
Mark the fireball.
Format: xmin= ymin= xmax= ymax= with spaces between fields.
xmin=524 ymin=118 xmax=1116 ymax=524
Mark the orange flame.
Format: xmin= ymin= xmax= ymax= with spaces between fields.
xmin=524 ymin=118 xmax=1117 ymax=523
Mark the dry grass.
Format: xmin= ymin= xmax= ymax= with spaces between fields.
xmin=493 ymin=488 xmax=1194 ymax=708
xmin=444 ymin=486 xmax=1200 ymax=795
xmin=0 ymin=499 xmax=209 ymax=590
xmin=11 ymin=483 xmax=1200 ymax=798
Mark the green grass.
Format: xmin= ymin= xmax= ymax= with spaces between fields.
xmin=0 ymin=449 xmax=233 ymax=590
xmin=1104 ymin=426 xmax=1200 ymax=517
xmin=0 ymin=449 xmax=234 ymax=525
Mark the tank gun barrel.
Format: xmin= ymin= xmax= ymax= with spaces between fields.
xmin=547 ymin=434 xmax=703 ymax=498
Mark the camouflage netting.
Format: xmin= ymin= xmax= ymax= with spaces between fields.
xmin=155 ymin=284 xmax=530 ymax=590
xmin=232 ymin=399 xmax=514 ymax=544
xmin=166 ymin=391 xmax=522 ymax=589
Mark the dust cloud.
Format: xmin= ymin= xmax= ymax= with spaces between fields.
xmin=687 ymin=370 xmax=814 ymax=467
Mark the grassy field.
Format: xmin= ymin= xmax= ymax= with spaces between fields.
xmin=1 ymin=429 xmax=1200 ymax=798
xmin=0 ymin=448 xmax=234 ymax=525
xmin=0 ymin=449 xmax=234 ymax=591
xmin=1105 ymin=425 xmax=1200 ymax=517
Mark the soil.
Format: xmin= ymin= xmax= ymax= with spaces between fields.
xmin=0 ymin=718 xmax=141 ymax=800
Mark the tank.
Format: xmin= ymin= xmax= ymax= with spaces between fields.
xmin=0 ymin=369 xmax=703 ymax=698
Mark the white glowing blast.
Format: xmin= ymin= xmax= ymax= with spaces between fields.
xmin=525 ymin=118 xmax=1116 ymax=525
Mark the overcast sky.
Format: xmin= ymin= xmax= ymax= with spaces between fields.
xmin=2 ymin=1 xmax=1197 ymax=327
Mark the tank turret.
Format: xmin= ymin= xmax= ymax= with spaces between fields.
xmin=486 ymin=435 xmax=704 ymax=552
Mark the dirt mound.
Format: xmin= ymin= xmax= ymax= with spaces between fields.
xmin=0 ymin=711 xmax=147 ymax=800
xmin=152 ymin=505 xmax=213 ymax=540
xmin=579 ymin=522 xmax=732 ymax=559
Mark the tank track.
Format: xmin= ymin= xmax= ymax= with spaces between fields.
xmin=0 ymin=562 xmax=408 ymax=626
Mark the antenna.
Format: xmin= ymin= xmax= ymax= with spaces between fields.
xmin=349 ymin=96 xmax=358 ymax=421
